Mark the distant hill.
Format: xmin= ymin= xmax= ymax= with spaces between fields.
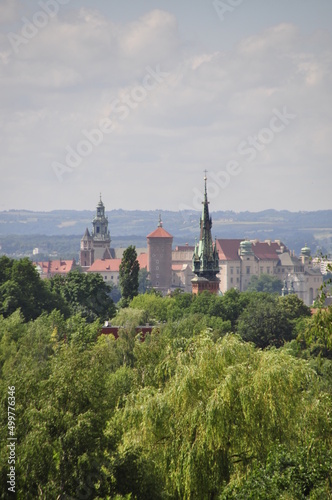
xmin=0 ymin=209 xmax=331 ymax=258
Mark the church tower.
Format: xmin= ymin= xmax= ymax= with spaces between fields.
xmin=191 ymin=174 xmax=220 ymax=294
xmin=80 ymin=195 xmax=112 ymax=269
xmin=91 ymin=195 xmax=112 ymax=261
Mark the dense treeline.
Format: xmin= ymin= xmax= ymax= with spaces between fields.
xmin=0 ymin=258 xmax=331 ymax=499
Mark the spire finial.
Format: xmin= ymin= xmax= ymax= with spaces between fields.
xmin=204 ymin=169 xmax=208 ymax=196
xmin=99 ymin=192 xmax=102 ymax=202
xmin=158 ymin=213 xmax=163 ymax=228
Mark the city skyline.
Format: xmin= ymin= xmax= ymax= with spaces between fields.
xmin=1 ymin=0 xmax=332 ymax=213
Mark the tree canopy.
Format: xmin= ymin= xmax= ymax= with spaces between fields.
xmin=0 ymin=256 xmax=331 ymax=499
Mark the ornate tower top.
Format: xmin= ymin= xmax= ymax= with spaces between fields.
xmin=192 ymin=173 xmax=219 ymax=279
xmin=92 ymin=194 xmax=110 ymax=241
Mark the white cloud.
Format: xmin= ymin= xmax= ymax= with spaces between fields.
xmin=0 ymin=5 xmax=331 ymax=212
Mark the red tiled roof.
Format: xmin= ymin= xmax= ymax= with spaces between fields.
xmin=147 ymin=227 xmax=173 ymax=238
xmin=137 ymin=253 xmax=148 ymax=269
xmin=216 ymin=239 xmax=285 ymax=261
xmin=35 ymin=260 xmax=75 ymax=274
xmin=252 ymin=241 xmax=284 ymax=260
xmin=87 ymin=259 xmax=122 ymax=272
xmin=216 ymin=239 xmax=242 ymax=261
xmin=87 ymin=254 xmax=148 ymax=273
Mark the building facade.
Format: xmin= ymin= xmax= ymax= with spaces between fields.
xmin=217 ymin=239 xmax=323 ymax=306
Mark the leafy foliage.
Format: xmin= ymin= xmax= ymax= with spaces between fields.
xmin=48 ymin=270 xmax=116 ymax=322
xmin=247 ymin=273 xmax=283 ymax=294
xmin=0 ymin=256 xmax=67 ymax=321
xmin=0 ymin=280 xmax=331 ymax=499
xmin=297 ymin=305 xmax=332 ymax=358
xmin=119 ymin=245 xmax=140 ymax=306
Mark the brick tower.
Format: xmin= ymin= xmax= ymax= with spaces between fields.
xmin=147 ymin=215 xmax=173 ymax=293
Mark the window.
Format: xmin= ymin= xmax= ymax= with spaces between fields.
xmin=96 ymin=226 xmax=100 ymax=233
xmin=236 ymin=268 xmax=239 ymax=274
xmin=111 ymin=276 xmax=113 ymax=280
xmin=230 ymin=277 xmax=233 ymax=284
xmin=267 ymin=267 xmax=270 ymax=274
xmin=246 ymin=267 xmax=250 ymax=275
xmin=156 ymin=266 xmax=159 ymax=270
xmin=230 ymin=267 xmax=234 ymax=275
xmin=237 ymin=277 xmax=239 ymax=283
xmin=260 ymin=267 xmax=263 ymax=273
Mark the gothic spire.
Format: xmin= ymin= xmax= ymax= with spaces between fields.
xmin=192 ymin=173 xmax=219 ymax=279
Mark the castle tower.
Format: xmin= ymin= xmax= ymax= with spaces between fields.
xmin=191 ymin=174 xmax=220 ymax=294
xmin=79 ymin=195 xmax=112 ymax=269
xmin=147 ymin=215 xmax=173 ymax=293
xmin=91 ymin=195 xmax=112 ymax=261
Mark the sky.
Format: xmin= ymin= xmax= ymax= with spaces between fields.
xmin=0 ymin=0 xmax=332 ymax=213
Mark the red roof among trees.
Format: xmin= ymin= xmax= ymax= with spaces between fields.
xmin=35 ymin=259 xmax=75 ymax=275
xmin=87 ymin=253 xmax=148 ymax=273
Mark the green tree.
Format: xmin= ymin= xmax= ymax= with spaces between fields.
xmin=130 ymin=292 xmax=172 ymax=323
xmin=297 ymin=305 xmax=332 ymax=358
xmin=138 ymin=268 xmax=150 ymax=294
xmin=0 ymin=256 xmax=67 ymax=321
xmin=237 ymin=294 xmax=293 ymax=348
xmin=118 ymin=334 xmax=329 ymax=499
xmin=278 ymin=293 xmax=311 ymax=321
xmin=48 ymin=271 xmax=116 ymax=322
xmin=247 ymin=274 xmax=283 ymax=294
xmin=221 ymin=443 xmax=332 ymax=499
xmin=119 ymin=246 xmax=139 ymax=306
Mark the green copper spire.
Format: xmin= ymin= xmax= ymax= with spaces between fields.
xmin=192 ymin=173 xmax=219 ymax=279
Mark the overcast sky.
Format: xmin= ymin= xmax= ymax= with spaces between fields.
xmin=1 ymin=0 xmax=331 ymax=212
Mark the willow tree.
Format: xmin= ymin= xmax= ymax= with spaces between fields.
xmin=117 ymin=334 xmax=330 ymax=499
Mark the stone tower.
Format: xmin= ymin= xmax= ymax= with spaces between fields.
xmin=80 ymin=228 xmax=94 ymax=269
xmin=91 ymin=195 xmax=112 ymax=261
xmin=147 ymin=215 xmax=173 ymax=293
xmin=80 ymin=195 xmax=111 ymax=269
xmin=191 ymin=175 xmax=220 ymax=294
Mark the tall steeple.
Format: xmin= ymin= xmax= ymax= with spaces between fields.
xmin=192 ymin=173 xmax=220 ymax=294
